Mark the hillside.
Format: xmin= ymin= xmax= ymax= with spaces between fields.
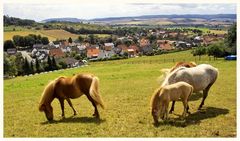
xmin=4 ymin=50 xmax=236 ymax=137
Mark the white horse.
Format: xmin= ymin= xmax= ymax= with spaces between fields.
xmin=161 ymin=64 xmax=218 ymax=113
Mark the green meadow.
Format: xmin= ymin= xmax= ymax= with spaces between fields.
xmin=4 ymin=50 xmax=236 ymax=137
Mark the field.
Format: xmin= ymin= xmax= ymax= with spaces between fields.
xmin=4 ymin=25 xmax=111 ymax=41
xmin=4 ymin=50 xmax=236 ymax=137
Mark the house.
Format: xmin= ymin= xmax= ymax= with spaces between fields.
xmin=104 ymin=43 xmax=114 ymax=51
xmin=128 ymin=45 xmax=139 ymax=57
xmin=7 ymin=48 xmax=17 ymax=55
xmin=157 ymin=40 xmax=174 ymax=51
xmin=98 ymin=50 xmax=115 ymax=59
xmin=33 ymin=44 xmax=43 ymax=49
xmin=87 ymin=48 xmax=100 ymax=59
xmin=49 ymin=48 xmax=65 ymax=58
xmin=175 ymin=41 xmax=191 ymax=49
xmin=57 ymin=57 xmax=80 ymax=68
xmin=140 ymin=38 xmax=150 ymax=48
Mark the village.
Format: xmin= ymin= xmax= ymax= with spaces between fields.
xmin=5 ymin=27 xmax=226 ymax=75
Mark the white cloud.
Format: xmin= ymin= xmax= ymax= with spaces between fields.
xmin=3 ymin=3 xmax=236 ymax=21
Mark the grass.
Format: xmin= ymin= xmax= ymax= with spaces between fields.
xmin=4 ymin=50 xmax=236 ymax=137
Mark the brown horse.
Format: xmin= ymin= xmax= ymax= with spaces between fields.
xmin=151 ymin=81 xmax=193 ymax=124
xmin=170 ymin=61 xmax=197 ymax=72
xmin=39 ymin=73 xmax=105 ymax=121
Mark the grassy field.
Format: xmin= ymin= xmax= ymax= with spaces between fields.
xmin=4 ymin=29 xmax=80 ymax=41
xmin=4 ymin=29 xmax=111 ymax=41
xmin=4 ymin=50 xmax=236 ymax=137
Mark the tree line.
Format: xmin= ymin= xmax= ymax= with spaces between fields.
xmin=4 ymin=34 xmax=49 ymax=51
xmin=4 ymin=53 xmax=61 ymax=77
xmin=4 ymin=15 xmax=36 ymax=26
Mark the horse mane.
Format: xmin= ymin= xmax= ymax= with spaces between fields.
xmin=38 ymin=77 xmax=64 ymax=111
xmin=160 ymin=66 xmax=186 ymax=87
xmin=150 ymin=87 xmax=162 ymax=109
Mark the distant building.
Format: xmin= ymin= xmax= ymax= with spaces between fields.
xmin=7 ymin=48 xmax=17 ymax=55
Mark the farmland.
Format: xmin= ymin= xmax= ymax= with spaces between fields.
xmin=4 ymin=50 xmax=236 ymax=137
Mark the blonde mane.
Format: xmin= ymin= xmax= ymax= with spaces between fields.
xmin=150 ymin=87 xmax=162 ymax=109
xmin=38 ymin=77 xmax=64 ymax=111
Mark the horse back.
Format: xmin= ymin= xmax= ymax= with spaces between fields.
xmin=168 ymin=64 xmax=218 ymax=92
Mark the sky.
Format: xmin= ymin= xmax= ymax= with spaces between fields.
xmin=3 ymin=3 xmax=237 ymax=22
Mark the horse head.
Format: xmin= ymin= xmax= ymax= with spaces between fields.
xmin=39 ymin=104 xmax=53 ymax=121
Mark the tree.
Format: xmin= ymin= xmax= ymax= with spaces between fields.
xmin=23 ymin=58 xmax=31 ymax=75
xmin=15 ymin=52 xmax=24 ymax=75
xmin=4 ymin=40 xmax=15 ymax=51
xmin=225 ymin=23 xmax=236 ymax=55
xmin=59 ymin=61 xmax=68 ymax=69
xmin=12 ymin=35 xmax=21 ymax=46
xmin=207 ymin=43 xmax=225 ymax=60
xmin=35 ymin=58 xmax=41 ymax=73
xmin=192 ymin=47 xmax=206 ymax=60
xmin=88 ymin=34 xmax=95 ymax=44
xmin=78 ymin=36 xmax=84 ymax=43
xmin=41 ymin=37 xmax=49 ymax=45
xmin=4 ymin=53 xmax=17 ymax=76
xmin=47 ymin=56 xmax=52 ymax=71
xmin=24 ymin=35 xmax=35 ymax=47
xmin=51 ymin=56 xmax=58 ymax=70
xmin=30 ymin=61 xmax=35 ymax=74
xmin=68 ymin=37 xmax=73 ymax=43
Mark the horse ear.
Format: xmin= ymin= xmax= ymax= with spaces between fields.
xmin=39 ymin=104 xmax=46 ymax=112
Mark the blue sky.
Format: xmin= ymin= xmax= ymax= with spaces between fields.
xmin=3 ymin=3 xmax=236 ymax=22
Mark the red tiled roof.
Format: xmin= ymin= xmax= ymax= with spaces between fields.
xmin=87 ymin=48 xmax=100 ymax=57
xmin=49 ymin=48 xmax=65 ymax=57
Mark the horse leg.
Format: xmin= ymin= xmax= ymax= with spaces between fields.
xmin=198 ymin=84 xmax=212 ymax=110
xmin=66 ymin=98 xmax=77 ymax=116
xmin=169 ymin=101 xmax=175 ymax=113
xmin=165 ymin=102 xmax=169 ymax=120
xmin=58 ymin=98 xmax=65 ymax=118
xmin=187 ymin=104 xmax=191 ymax=114
xmin=182 ymin=101 xmax=187 ymax=118
xmin=86 ymin=94 xmax=100 ymax=118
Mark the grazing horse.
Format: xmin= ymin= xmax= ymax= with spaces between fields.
xmin=151 ymin=81 xmax=193 ymax=124
xmin=39 ymin=73 xmax=105 ymax=121
xmin=161 ymin=64 xmax=218 ymax=113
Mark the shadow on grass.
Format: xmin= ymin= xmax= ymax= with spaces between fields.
xmin=41 ymin=116 xmax=105 ymax=125
xmin=155 ymin=106 xmax=229 ymax=128
xmin=189 ymin=92 xmax=203 ymax=101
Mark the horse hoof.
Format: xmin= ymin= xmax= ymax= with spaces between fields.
xmin=93 ymin=113 xmax=100 ymax=118
xmin=169 ymin=111 xmax=173 ymax=114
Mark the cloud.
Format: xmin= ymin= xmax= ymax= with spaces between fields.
xmin=3 ymin=3 xmax=236 ymax=21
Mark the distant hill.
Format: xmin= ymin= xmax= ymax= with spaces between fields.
xmin=91 ymin=14 xmax=236 ymax=22
xmin=41 ymin=14 xmax=236 ymax=23
xmin=41 ymin=17 xmax=84 ymax=23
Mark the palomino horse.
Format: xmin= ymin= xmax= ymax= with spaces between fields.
xmin=39 ymin=73 xmax=105 ymax=121
xmin=161 ymin=64 xmax=218 ymax=113
xmin=151 ymin=81 xmax=193 ymax=124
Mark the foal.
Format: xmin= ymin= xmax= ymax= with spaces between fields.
xmin=151 ymin=81 xmax=193 ymax=124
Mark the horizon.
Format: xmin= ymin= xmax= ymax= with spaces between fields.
xmin=3 ymin=3 xmax=236 ymax=22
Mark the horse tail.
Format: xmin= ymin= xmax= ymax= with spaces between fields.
xmin=188 ymin=85 xmax=194 ymax=101
xmin=157 ymin=69 xmax=171 ymax=85
xmin=39 ymin=80 xmax=56 ymax=111
xmin=89 ymin=76 xmax=105 ymax=109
